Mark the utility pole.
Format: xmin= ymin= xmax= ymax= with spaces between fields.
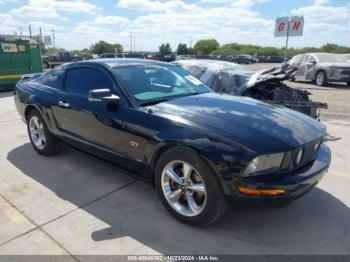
xmin=29 ymin=25 xmax=32 ymax=38
xmin=19 ymin=27 xmax=23 ymax=36
xmin=52 ymin=29 xmax=56 ymax=49
xmin=129 ymin=32 xmax=133 ymax=53
xmin=39 ymin=27 xmax=43 ymax=54
xmin=283 ymin=18 xmax=290 ymax=62
xmin=52 ymin=29 xmax=56 ymax=48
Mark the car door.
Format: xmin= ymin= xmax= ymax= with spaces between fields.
xmin=304 ymin=55 xmax=317 ymax=80
xmin=294 ymin=54 xmax=309 ymax=80
xmin=52 ymin=66 xmax=132 ymax=163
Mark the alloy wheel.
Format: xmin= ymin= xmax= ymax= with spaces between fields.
xmin=316 ymin=72 xmax=325 ymax=86
xmin=29 ymin=116 xmax=46 ymax=150
xmin=161 ymin=160 xmax=207 ymax=217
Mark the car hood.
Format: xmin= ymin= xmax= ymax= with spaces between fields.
xmin=246 ymin=68 xmax=288 ymax=88
xmin=148 ymin=93 xmax=325 ymax=154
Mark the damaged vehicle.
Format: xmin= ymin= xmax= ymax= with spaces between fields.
xmin=173 ymin=60 xmax=327 ymax=119
xmin=15 ymin=59 xmax=331 ymax=225
xmin=287 ymin=53 xmax=350 ymax=87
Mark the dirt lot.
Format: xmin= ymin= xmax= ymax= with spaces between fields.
xmin=0 ymin=71 xmax=349 ymax=258
xmin=245 ymin=63 xmax=350 ymax=123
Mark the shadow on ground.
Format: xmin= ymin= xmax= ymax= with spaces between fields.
xmin=7 ymin=143 xmax=350 ymax=254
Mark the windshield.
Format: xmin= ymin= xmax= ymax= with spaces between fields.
xmin=113 ymin=65 xmax=213 ymax=105
xmin=315 ymin=53 xmax=349 ymax=63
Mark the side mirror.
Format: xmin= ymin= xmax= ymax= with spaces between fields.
xmin=88 ymin=89 xmax=120 ymax=103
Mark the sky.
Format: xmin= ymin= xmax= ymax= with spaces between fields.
xmin=0 ymin=0 xmax=350 ymax=51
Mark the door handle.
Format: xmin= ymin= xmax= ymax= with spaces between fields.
xmin=58 ymin=101 xmax=70 ymax=108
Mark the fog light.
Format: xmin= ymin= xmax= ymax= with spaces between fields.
xmin=238 ymin=186 xmax=285 ymax=196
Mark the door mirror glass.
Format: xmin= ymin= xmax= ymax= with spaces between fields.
xmin=88 ymin=89 xmax=120 ymax=103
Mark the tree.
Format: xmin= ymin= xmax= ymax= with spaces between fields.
xmin=89 ymin=40 xmax=123 ymax=54
xmin=176 ymin=43 xmax=188 ymax=55
xmin=159 ymin=43 xmax=172 ymax=55
xmin=193 ymin=39 xmax=219 ymax=55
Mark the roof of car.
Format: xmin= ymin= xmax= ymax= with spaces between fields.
xmin=83 ymin=58 xmax=172 ymax=68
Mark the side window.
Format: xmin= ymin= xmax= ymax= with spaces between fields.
xmin=41 ymin=67 xmax=65 ymax=89
xmin=300 ymin=55 xmax=310 ymax=64
xmin=65 ymin=68 xmax=113 ymax=96
xmin=186 ymin=65 xmax=207 ymax=79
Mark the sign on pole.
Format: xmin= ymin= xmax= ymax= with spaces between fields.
xmin=274 ymin=17 xmax=289 ymax=37
xmin=274 ymin=16 xmax=304 ymax=61
xmin=289 ymin=16 xmax=304 ymax=37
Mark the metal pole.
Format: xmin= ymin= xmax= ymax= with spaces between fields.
xmin=29 ymin=25 xmax=32 ymax=38
xmin=129 ymin=32 xmax=133 ymax=53
xmin=284 ymin=18 xmax=290 ymax=62
xmin=39 ymin=27 xmax=43 ymax=55
xmin=52 ymin=29 xmax=55 ymax=49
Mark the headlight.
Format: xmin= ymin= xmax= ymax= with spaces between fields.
xmin=243 ymin=152 xmax=285 ymax=176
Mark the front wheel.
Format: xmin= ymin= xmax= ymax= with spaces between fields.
xmin=27 ymin=109 xmax=60 ymax=156
xmin=315 ymin=71 xmax=328 ymax=86
xmin=155 ymin=148 xmax=227 ymax=225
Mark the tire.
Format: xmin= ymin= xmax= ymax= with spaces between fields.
xmin=155 ymin=147 xmax=227 ymax=225
xmin=27 ymin=109 xmax=60 ymax=156
xmin=315 ymin=71 xmax=328 ymax=86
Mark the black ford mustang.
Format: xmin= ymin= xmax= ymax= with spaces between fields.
xmin=14 ymin=59 xmax=331 ymax=225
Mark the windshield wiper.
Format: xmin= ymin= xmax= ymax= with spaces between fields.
xmin=140 ymin=98 xmax=171 ymax=106
xmin=187 ymin=92 xmax=203 ymax=96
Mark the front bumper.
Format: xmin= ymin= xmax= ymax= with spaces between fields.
xmin=226 ymin=144 xmax=331 ymax=201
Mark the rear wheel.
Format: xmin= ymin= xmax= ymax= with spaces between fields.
xmin=315 ymin=71 xmax=328 ymax=86
xmin=27 ymin=109 xmax=60 ymax=156
xmin=155 ymin=148 xmax=226 ymax=225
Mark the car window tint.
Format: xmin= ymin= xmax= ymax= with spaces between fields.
xmin=65 ymin=68 xmax=113 ymax=96
xmin=41 ymin=67 xmax=65 ymax=89
xmin=113 ymin=65 xmax=212 ymax=104
xmin=187 ymin=65 xmax=207 ymax=78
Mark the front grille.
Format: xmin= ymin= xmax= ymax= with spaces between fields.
xmin=280 ymin=138 xmax=321 ymax=172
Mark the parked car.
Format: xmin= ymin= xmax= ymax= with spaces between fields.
xmin=265 ymin=56 xmax=284 ymax=63
xmin=257 ymin=56 xmax=268 ymax=63
xmin=123 ymin=53 xmax=146 ymax=59
xmin=15 ymin=59 xmax=331 ymax=225
xmin=173 ymin=60 xmax=327 ymax=119
xmin=288 ymin=53 xmax=350 ymax=86
xmin=233 ymin=54 xmax=255 ymax=64
xmin=99 ymin=53 xmax=124 ymax=58
xmin=176 ymin=55 xmax=192 ymax=60
xmin=78 ymin=53 xmax=93 ymax=60
xmin=146 ymin=54 xmax=164 ymax=61
xmin=42 ymin=51 xmax=81 ymax=68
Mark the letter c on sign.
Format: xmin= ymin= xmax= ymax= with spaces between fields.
xmin=278 ymin=22 xmax=285 ymax=32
